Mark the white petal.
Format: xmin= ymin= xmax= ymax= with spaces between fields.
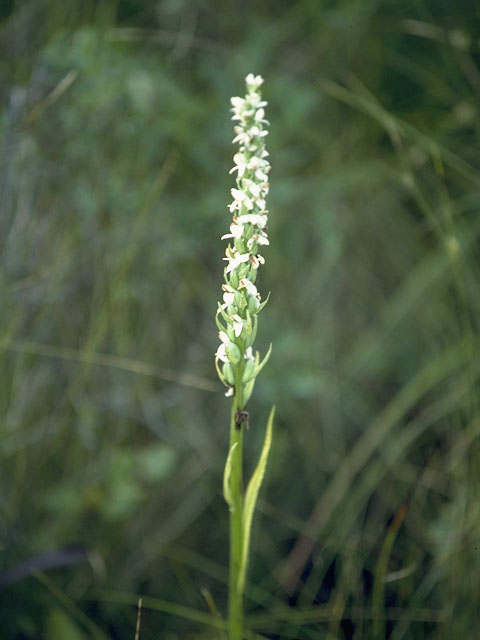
xmin=232 ymin=131 xmax=250 ymax=145
xmin=231 ymin=314 xmax=243 ymax=337
xmin=233 ymin=152 xmax=246 ymax=166
xmin=246 ymin=73 xmax=264 ymax=88
xmin=236 ymin=213 xmax=268 ymax=228
xmin=218 ymin=331 xmax=229 ymax=344
xmin=230 ymin=222 xmax=244 ymax=238
xmin=223 ymin=250 xmax=250 ymax=273
xmin=215 ymin=343 xmax=228 ymax=363
xmin=231 ymin=188 xmax=244 ymax=201
xmin=247 ymin=183 xmax=261 ymax=197
xmin=247 ymin=233 xmax=269 ymax=250
xmin=249 ymin=255 xmax=263 ymax=269
xmin=231 ymin=96 xmax=245 ymax=108
xmin=255 ymin=169 xmax=269 ymax=181
xmin=223 ymin=291 xmax=235 ymax=306
xmin=238 ymin=278 xmax=258 ymax=296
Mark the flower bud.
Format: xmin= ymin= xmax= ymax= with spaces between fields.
xmin=229 ymin=270 xmax=239 ymax=289
xmin=247 ymin=295 xmax=260 ymax=314
xmin=222 ymin=362 xmax=235 ymax=385
xmin=242 ymin=356 xmax=255 ymax=383
xmin=225 ymin=341 xmax=241 ymax=364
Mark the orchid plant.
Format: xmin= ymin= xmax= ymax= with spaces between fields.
xmin=215 ymin=73 xmax=274 ymax=640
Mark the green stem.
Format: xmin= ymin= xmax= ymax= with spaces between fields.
xmin=228 ymin=376 xmax=244 ymax=640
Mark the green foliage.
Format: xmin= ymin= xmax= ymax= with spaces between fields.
xmin=46 ymin=608 xmax=88 ymax=640
xmin=239 ymin=406 xmax=274 ymax=596
xmin=223 ymin=442 xmax=237 ymax=511
xmin=1 ymin=1 xmax=480 ymax=639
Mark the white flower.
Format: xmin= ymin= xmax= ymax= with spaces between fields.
xmin=249 ymin=254 xmax=265 ymax=269
xmin=238 ymin=278 xmax=258 ymax=297
xmin=245 ymin=73 xmax=264 ymax=89
xmin=242 ymin=179 xmax=258 ymax=196
xmin=231 ymin=314 xmax=244 ymax=337
xmin=218 ymin=330 xmax=229 ymax=344
xmin=215 ymin=342 xmax=228 ymax=363
xmin=242 ymin=182 xmax=266 ymax=210
xmin=229 ymin=188 xmax=253 ymax=212
xmin=230 ymin=152 xmax=270 ymax=182
xmin=223 ymin=248 xmax=250 ymax=273
xmin=247 ymin=125 xmax=268 ymax=138
xmin=236 ymin=213 xmax=268 ymax=228
xmin=231 ymin=96 xmax=245 ymax=109
xmin=229 ymin=152 xmax=247 ymax=177
xmin=218 ymin=283 xmax=236 ymax=310
xmin=243 ymin=155 xmax=269 ymax=181
xmin=232 ymin=128 xmax=251 ymax=145
xmin=221 ymin=221 xmax=244 ymax=240
xmin=247 ymin=233 xmax=269 ymax=250
xmin=256 ymin=233 xmax=269 ymax=245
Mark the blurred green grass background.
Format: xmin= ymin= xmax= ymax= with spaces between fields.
xmin=1 ymin=1 xmax=480 ymax=638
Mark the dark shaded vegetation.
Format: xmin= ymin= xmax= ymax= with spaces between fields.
xmin=1 ymin=1 xmax=480 ymax=638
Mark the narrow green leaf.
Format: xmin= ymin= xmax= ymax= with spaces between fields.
xmin=242 ymin=343 xmax=273 ymax=386
xmin=254 ymin=343 xmax=273 ymax=379
xmin=242 ymin=376 xmax=256 ymax=407
xmin=250 ymin=313 xmax=258 ymax=345
xmin=256 ymin=291 xmax=271 ymax=313
xmin=46 ymin=608 xmax=88 ymax=640
xmin=237 ymin=406 xmax=275 ymax=595
xmin=223 ymin=443 xmax=238 ymax=510
xmin=372 ymin=503 xmax=407 ymax=640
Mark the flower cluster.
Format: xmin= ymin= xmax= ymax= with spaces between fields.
xmin=215 ymin=74 xmax=271 ymax=403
